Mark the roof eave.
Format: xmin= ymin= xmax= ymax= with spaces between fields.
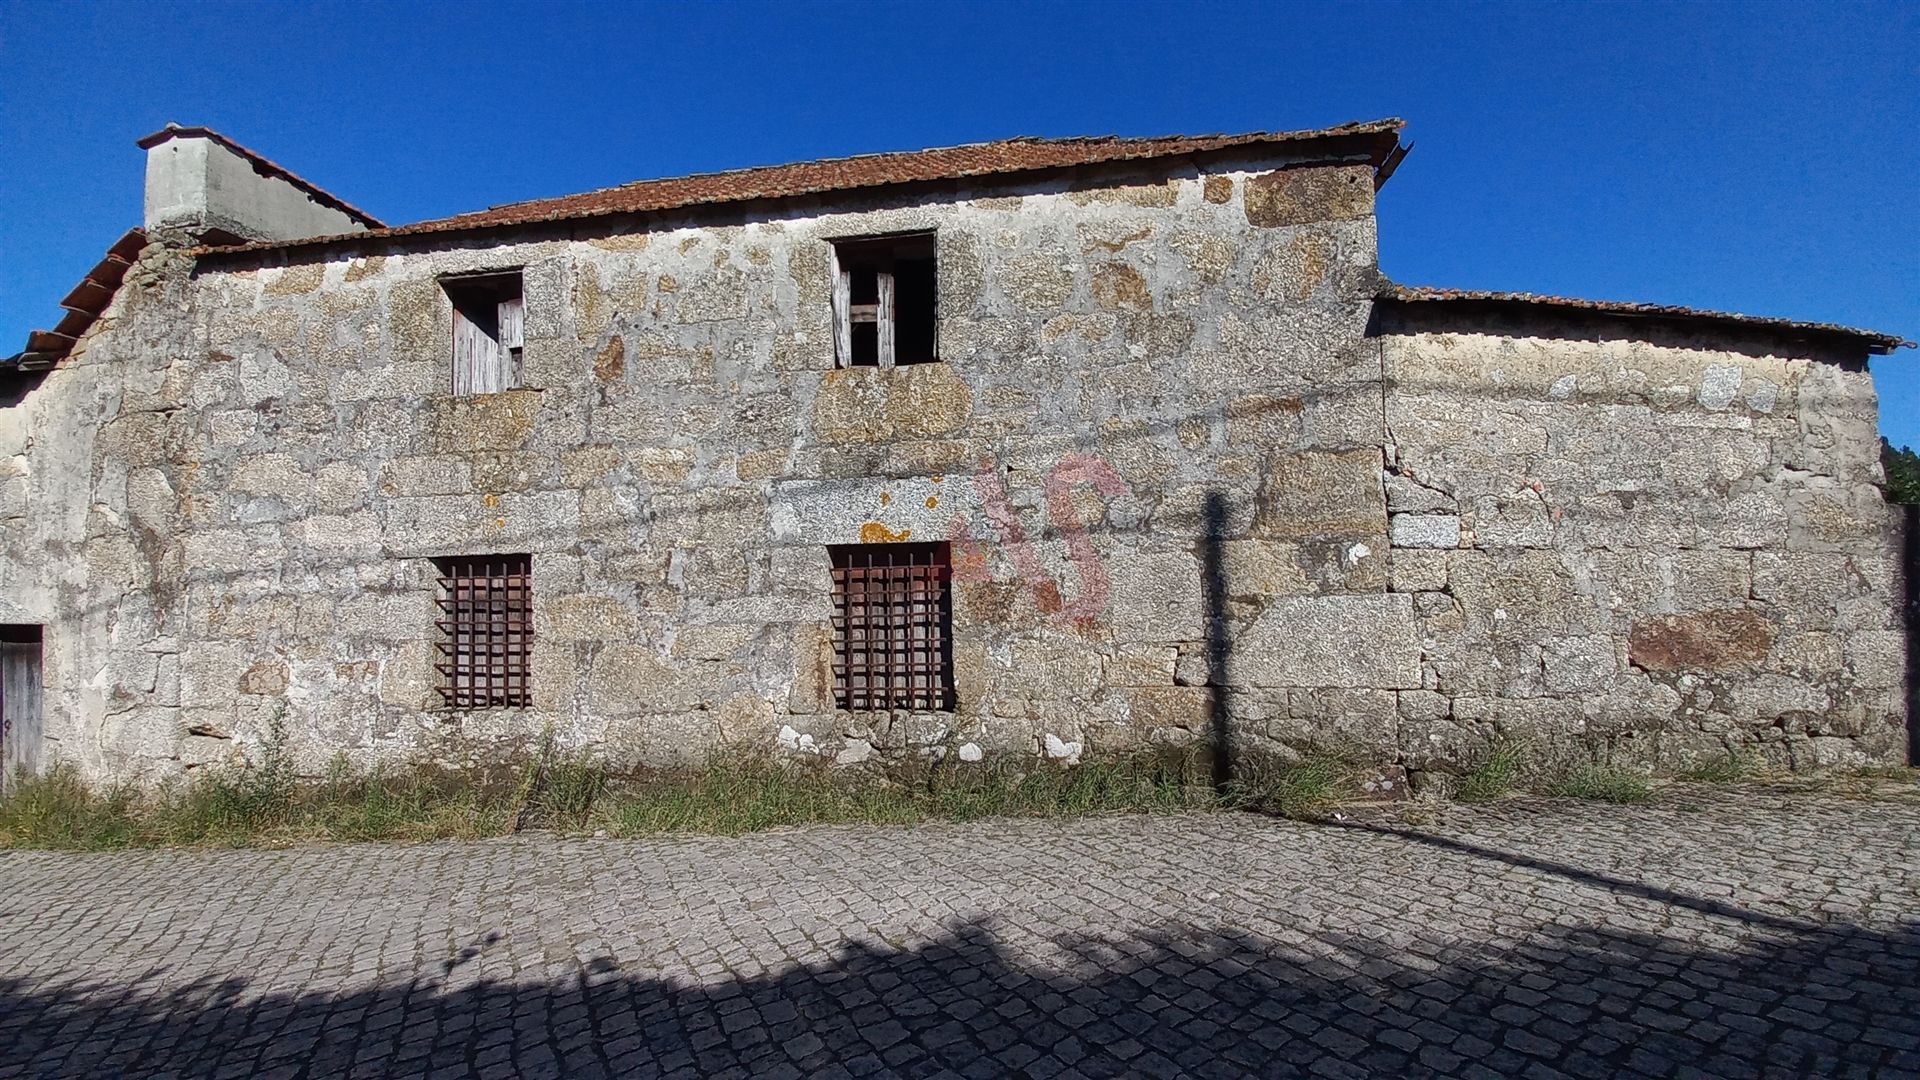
xmin=1380 ymin=285 xmax=1913 ymax=357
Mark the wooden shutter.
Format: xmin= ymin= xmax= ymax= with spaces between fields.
xmin=876 ymin=270 xmax=896 ymax=369
xmin=0 ymin=637 xmax=43 ymax=791
xmin=452 ymin=307 xmax=488 ymax=395
xmin=830 ymin=245 xmax=852 ymax=368
xmin=497 ymin=295 xmax=525 ymax=390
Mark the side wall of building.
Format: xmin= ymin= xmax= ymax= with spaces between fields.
xmin=1379 ymin=308 xmax=1906 ymax=772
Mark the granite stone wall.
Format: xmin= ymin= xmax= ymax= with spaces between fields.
xmin=0 ymin=151 xmax=1903 ymax=785
xmin=1378 ymin=308 xmax=1906 ymax=773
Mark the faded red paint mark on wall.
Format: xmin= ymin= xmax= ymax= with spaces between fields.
xmin=948 ymin=453 xmax=1128 ymax=625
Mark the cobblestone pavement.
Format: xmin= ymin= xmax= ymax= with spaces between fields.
xmin=1 ymin=788 xmax=1917 ymax=1079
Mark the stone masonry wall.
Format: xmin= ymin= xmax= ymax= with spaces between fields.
xmin=1378 ymin=308 xmax=1906 ymax=773
xmin=3 ymin=152 xmax=1410 ymax=782
xmin=0 ymin=151 xmax=1904 ymax=785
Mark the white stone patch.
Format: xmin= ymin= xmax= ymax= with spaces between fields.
xmin=1548 ymin=374 xmax=1578 ymax=400
xmin=1345 ymin=542 xmax=1371 ymax=566
xmin=1043 ymin=733 xmax=1083 ymax=762
xmin=1389 ymin=513 xmax=1460 ymax=549
xmin=1745 ymin=379 xmax=1779 ymax=413
xmin=776 ymin=724 xmax=818 ymax=754
xmin=1698 ymin=364 xmax=1743 ymax=410
xmin=958 ymin=742 xmax=984 ymax=762
xmin=835 ymin=739 xmax=873 ymax=766
xmin=770 ymin=475 xmax=974 ymax=545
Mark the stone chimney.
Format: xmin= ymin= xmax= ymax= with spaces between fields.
xmin=138 ymin=124 xmax=384 ymax=245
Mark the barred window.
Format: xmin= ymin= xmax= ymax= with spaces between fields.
xmin=830 ymin=543 xmax=954 ymax=711
xmin=433 ymin=555 xmax=532 ymax=709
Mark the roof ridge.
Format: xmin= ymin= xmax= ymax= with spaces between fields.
xmin=195 ymin=118 xmax=1405 ymax=257
xmin=447 ymin=121 xmax=1404 ymax=220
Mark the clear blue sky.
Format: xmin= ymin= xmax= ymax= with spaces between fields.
xmin=2 ymin=1 xmax=1914 ymax=443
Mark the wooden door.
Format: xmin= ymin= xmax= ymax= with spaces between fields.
xmin=0 ymin=630 xmax=43 ymax=790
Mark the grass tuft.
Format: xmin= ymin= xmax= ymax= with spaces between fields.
xmin=1457 ymin=743 xmax=1525 ymax=803
xmin=1679 ymin=752 xmax=1750 ymax=784
xmin=1228 ymin=754 xmax=1348 ymax=819
xmin=1544 ymin=762 xmax=1653 ymax=804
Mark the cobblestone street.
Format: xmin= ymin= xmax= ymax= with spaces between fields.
xmin=1 ymin=789 xmax=1916 ymax=1079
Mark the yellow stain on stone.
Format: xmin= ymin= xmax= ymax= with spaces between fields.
xmin=483 ymin=494 xmax=501 ymax=508
xmin=925 ymin=496 xmax=939 ymax=509
xmin=879 ymin=491 xmax=892 ymax=506
xmin=859 ymin=522 xmax=911 ymax=543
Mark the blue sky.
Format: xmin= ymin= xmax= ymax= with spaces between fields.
xmin=2 ymin=1 xmax=1914 ymax=443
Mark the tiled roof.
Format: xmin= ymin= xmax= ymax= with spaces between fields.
xmin=1383 ymin=285 xmax=1913 ymax=355
xmin=197 ymin=119 xmax=1406 ymax=257
xmin=3 ymin=229 xmax=149 ymax=373
xmin=138 ymin=124 xmax=386 ymax=229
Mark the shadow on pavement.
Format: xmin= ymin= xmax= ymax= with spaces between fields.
xmin=1 ymin=891 xmax=1915 ymax=1079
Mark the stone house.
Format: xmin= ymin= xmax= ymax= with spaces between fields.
xmin=1 ymin=118 xmax=1910 ymax=786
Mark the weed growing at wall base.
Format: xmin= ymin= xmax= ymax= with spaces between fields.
xmin=1544 ymin=762 xmax=1654 ymax=804
xmin=1457 ymin=743 xmax=1525 ymax=803
xmin=0 ymin=742 xmax=1353 ymax=850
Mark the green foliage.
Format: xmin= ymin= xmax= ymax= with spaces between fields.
xmin=0 ymin=766 xmax=143 ymax=849
xmin=1457 ymin=743 xmax=1525 ymax=803
xmin=0 ymin=738 xmax=1368 ymax=850
xmin=1544 ymin=762 xmax=1653 ymax=804
xmin=1224 ymin=753 xmax=1348 ymax=819
xmin=1679 ymin=751 xmax=1750 ymax=784
xmin=1882 ymin=438 xmax=1920 ymax=505
xmin=603 ymin=743 xmax=1232 ymax=836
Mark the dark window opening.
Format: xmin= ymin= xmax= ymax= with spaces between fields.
xmin=829 ymin=543 xmax=954 ymax=711
xmin=443 ymin=271 xmax=524 ymax=395
xmin=830 ymin=233 xmax=938 ymax=368
xmin=433 ymin=555 xmax=532 ymax=709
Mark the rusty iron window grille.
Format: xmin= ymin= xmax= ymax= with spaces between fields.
xmin=830 ymin=542 xmax=954 ymax=711
xmin=433 ymin=555 xmax=532 ymax=709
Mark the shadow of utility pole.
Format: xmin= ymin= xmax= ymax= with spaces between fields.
xmin=1905 ymin=505 xmax=1918 ymax=765
xmin=1202 ymin=490 xmax=1233 ymax=791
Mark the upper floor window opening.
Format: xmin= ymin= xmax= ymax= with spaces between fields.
xmin=829 ymin=233 xmax=938 ymax=368
xmin=443 ymin=270 xmax=524 ymax=395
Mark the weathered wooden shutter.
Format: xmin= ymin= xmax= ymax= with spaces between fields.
xmin=930 ymin=245 xmax=940 ymax=362
xmin=0 ymin=637 xmax=43 ymax=791
xmin=452 ymin=308 xmax=488 ymax=395
xmin=497 ymin=295 xmax=525 ymax=390
xmin=876 ymin=270 xmax=896 ymax=369
xmin=830 ymin=245 xmax=852 ymax=368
